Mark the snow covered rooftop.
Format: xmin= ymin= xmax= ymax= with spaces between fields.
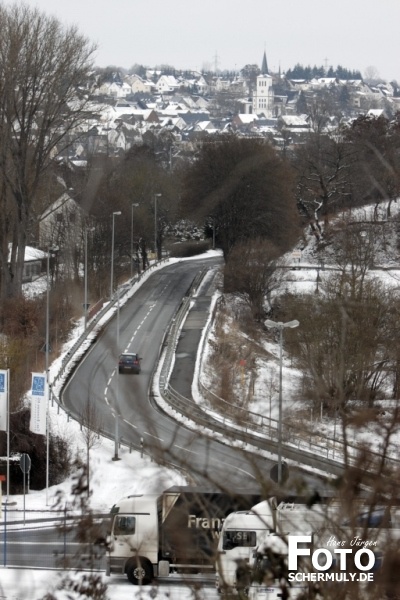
xmin=8 ymin=244 xmax=47 ymax=263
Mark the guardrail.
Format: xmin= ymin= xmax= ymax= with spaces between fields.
xmin=52 ymin=280 xmax=134 ymax=391
xmin=52 ymin=256 xmax=172 ymax=393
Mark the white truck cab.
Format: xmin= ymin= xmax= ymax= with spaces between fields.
xmin=215 ymin=499 xmax=276 ymax=594
xmin=107 ymin=493 xmax=161 ymax=584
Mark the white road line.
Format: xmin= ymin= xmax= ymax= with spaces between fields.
xmin=174 ymin=445 xmax=198 ymax=454
xmin=143 ymin=432 xmax=164 ymax=441
xmin=122 ymin=419 xmax=137 ymax=429
xmin=211 ymin=459 xmax=257 ymax=479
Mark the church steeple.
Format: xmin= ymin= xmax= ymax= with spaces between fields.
xmin=261 ymin=49 xmax=268 ymax=75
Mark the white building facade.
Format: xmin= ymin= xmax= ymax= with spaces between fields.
xmin=252 ymin=73 xmax=274 ymax=117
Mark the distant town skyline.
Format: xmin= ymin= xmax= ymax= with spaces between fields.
xmin=28 ymin=0 xmax=400 ymax=82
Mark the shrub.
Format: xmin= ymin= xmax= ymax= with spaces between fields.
xmin=168 ymin=240 xmax=211 ymax=258
xmin=0 ymin=408 xmax=72 ymax=492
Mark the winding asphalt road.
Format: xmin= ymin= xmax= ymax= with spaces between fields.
xmin=61 ymin=256 xmax=327 ymax=495
xmin=61 ymin=257 xmax=272 ymax=490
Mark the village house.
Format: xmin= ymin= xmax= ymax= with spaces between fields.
xmin=8 ymin=245 xmax=47 ymax=283
xmin=126 ymin=74 xmax=155 ymax=94
xmin=39 ymin=192 xmax=84 ymax=279
xmin=156 ymin=75 xmax=181 ymax=94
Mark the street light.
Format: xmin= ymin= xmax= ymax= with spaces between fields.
xmin=110 ymin=211 xmax=121 ymax=299
xmin=264 ymin=318 xmax=300 ymax=485
xmin=154 ymin=193 xmax=162 ymax=261
xmin=130 ymin=203 xmax=139 ymax=279
xmin=84 ymin=226 xmax=95 ymax=330
xmin=45 ymin=245 xmax=58 ymax=504
xmin=112 ymin=286 xmax=121 ymax=462
xmin=212 ymin=216 xmax=216 ymax=250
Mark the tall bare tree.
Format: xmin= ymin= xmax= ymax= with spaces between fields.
xmin=293 ymin=128 xmax=355 ymax=233
xmin=224 ymin=238 xmax=287 ymax=320
xmin=0 ymin=3 xmax=96 ymax=300
xmin=80 ymin=397 xmax=103 ymax=498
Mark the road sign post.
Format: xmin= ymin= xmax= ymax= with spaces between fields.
xmin=20 ymin=453 xmax=31 ymax=525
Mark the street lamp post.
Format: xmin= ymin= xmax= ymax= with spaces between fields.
xmin=130 ymin=203 xmax=139 ymax=279
xmin=265 ymin=318 xmax=300 ymax=485
xmin=110 ymin=211 xmax=121 ymax=299
xmin=113 ymin=287 xmax=121 ymax=461
xmin=84 ymin=228 xmax=89 ymax=329
xmin=84 ymin=227 xmax=95 ymax=330
xmin=154 ymin=193 xmax=162 ymax=261
xmin=212 ymin=217 xmax=216 ymax=250
xmin=45 ymin=245 xmax=58 ymax=504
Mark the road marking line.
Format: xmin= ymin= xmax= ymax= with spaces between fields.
xmin=122 ymin=419 xmax=137 ymax=429
xmin=143 ymin=432 xmax=163 ymax=441
xmin=211 ymin=459 xmax=257 ymax=479
xmin=174 ymin=445 xmax=197 ymax=454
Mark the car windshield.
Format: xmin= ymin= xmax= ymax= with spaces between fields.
xmin=121 ymin=354 xmax=137 ymax=362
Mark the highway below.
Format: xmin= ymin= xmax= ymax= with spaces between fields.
xmin=61 ymin=255 xmax=326 ymax=495
xmin=62 ymin=257 xmax=268 ymax=490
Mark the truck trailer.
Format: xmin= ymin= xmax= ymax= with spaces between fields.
xmin=106 ymin=485 xmax=261 ymax=585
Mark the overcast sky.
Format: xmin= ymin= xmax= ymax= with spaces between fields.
xmin=28 ymin=0 xmax=400 ymax=81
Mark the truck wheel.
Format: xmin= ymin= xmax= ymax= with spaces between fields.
xmin=126 ymin=558 xmax=153 ymax=585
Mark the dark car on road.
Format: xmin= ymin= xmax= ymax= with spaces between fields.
xmin=118 ymin=353 xmax=142 ymax=374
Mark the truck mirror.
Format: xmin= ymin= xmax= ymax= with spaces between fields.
xmin=158 ymin=560 xmax=170 ymax=577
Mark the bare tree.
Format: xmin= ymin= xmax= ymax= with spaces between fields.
xmin=329 ymin=216 xmax=379 ymax=299
xmin=293 ymin=127 xmax=355 ymax=233
xmin=80 ymin=397 xmax=103 ymax=498
xmin=280 ymin=277 xmax=397 ymax=413
xmin=0 ymin=3 xmax=96 ymax=299
xmin=224 ymin=238 xmax=287 ymax=320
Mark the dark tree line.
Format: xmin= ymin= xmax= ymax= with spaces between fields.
xmin=285 ymin=63 xmax=362 ymax=80
xmin=182 ymin=136 xmax=300 ymax=260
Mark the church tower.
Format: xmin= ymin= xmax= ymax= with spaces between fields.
xmin=252 ymin=50 xmax=274 ymax=117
